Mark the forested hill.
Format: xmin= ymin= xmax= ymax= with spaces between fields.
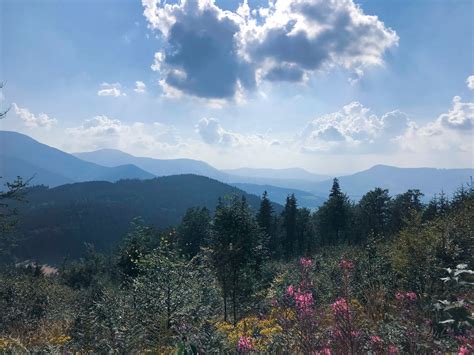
xmin=13 ymin=175 xmax=278 ymax=263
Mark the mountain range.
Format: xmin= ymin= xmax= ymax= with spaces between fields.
xmin=0 ymin=131 xmax=154 ymax=186
xmin=1 ymin=131 xmax=473 ymax=206
xmin=13 ymin=175 xmax=274 ymax=263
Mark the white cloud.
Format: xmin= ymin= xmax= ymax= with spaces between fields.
xmin=134 ymin=81 xmax=147 ymax=93
xmin=298 ymin=102 xmax=409 ymax=153
xmin=466 ymin=75 xmax=474 ymax=90
xmin=12 ymin=103 xmax=58 ymax=129
xmin=399 ymin=96 xmax=473 ymax=153
xmin=97 ymin=82 xmax=126 ymax=97
xmin=142 ymin=0 xmax=398 ymax=100
xmin=65 ymin=115 xmax=184 ymax=154
xmin=196 ymin=118 xmax=240 ymax=146
xmin=241 ymin=0 xmax=398 ymax=81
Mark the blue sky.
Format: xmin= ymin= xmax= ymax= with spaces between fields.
xmin=1 ymin=0 xmax=473 ymax=174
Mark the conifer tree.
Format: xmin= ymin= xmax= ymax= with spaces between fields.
xmin=256 ymin=191 xmax=273 ymax=236
xmin=281 ymin=194 xmax=297 ymax=257
xmin=210 ymin=196 xmax=264 ymax=323
xmin=315 ymin=178 xmax=352 ymax=245
xmin=356 ymin=188 xmax=391 ymax=240
xmin=177 ymin=207 xmax=211 ymax=258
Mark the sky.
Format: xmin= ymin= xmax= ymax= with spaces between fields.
xmin=1 ymin=0 xmax=473 ymax=174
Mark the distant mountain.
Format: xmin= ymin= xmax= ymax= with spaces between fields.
xmin=224 ymin=167 xmax=329 ymax=182
xmin=74 ymin=149 xmax=329 ymax=191
xmin=0 ymin=131 xmax=154 ymax=186
xmin=14 ymin=175 xmax=280 ymax=263
xmin=74 ymin=149 xmax=228 ymax=181
xmin=231 ymin=182 xmax=326 ymax=209
xmin=0 ymin=155 xmax=74 ymax=187
xmin=312 ymin=165 xmax=474 ymax=200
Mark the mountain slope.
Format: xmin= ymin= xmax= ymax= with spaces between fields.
xmin=14 ymin=175 xmax=280 ymax=263
xmin=224 ymin=167 xmax=329 ymax=182
xmin=0 ymin=131 xmax=154 ymax=186
xmin=0 ymin=155 xmax=74 ymax=186
xmin=74 ymin=149 xmax=328 ymax=191
xmin=312 ymin=165 xmax=474 ymax=199
xmin=74 ymin=148 xmax=228 ymax=181
xmin=231 ymin=182 xmax=326 ymax=209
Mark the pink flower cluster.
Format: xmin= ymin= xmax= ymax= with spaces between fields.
xmin=315 ymin=348 xmax=331 ymax=355
xmin=388 ymin=345 xmax=400 ymax=354
xmin=331 ymin=298 xmax=349 ymax=317
xmin=237 ymin=336 xmax=253 ymax=352
xmin=371 ymin=335 xmax=382 ymax=344
xmin=339 ymin=259 xmax=354 ymax=271
xmin=300 ymin=257 xmax=313 ymax=268
xmin=286 ymin=285 xmax=294 ymax=297
xmin=294 ymin=291 xmax=314 ymax=312
xmin=286 ymin=284 xmax=314 ymax=314
xmin=395 ymin=291 xmax=417 ymax=302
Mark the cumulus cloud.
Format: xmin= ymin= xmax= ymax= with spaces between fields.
xmin=196 ymin=117 xmax=240 ymax=146
xmin=298 ymin=102 xmax=409 ymax=153
xmin=466 ymin=75 xmax=474 ymax=90
xmin=438 ymin=96 xmax=473 ymax=131
xmin=65 ymin=115 xmax=184 ymax=154
xmin=134 ymin=81 xmax=147 ymax=93
xmin=399 ymin=96 xmax=473 ymax=153
xmin=97 ymin=82 xmax=126 ymax=97
xmin=12 ymin=103 xmax=58 ymax=129
xmin=142 ymin=0 xmax=398 ymax=100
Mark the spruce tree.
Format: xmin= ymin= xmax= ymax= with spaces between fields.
xmin=315 ymin=178 xmax=351 ymax=245
xmin=281 ymin=194 xmax=297 ymax=257
xmin=356 ymin=188 xmax=391 ymax=240
xmin=209 ymin=196 xmax=264 ymax=323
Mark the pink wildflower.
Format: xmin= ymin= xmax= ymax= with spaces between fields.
xmin=237 ymin=336 xmax=253 ymax=352
xmin=286 ymin=284 xmax=294 ymax=297
xmin=331 ymin=298 xmax=349 ymax=316
xmin=339 ymin=259 xmax=354 ymax=270
xmin=458 ymin=346 xmax=470 ymax=355
xmin=316 ymin=348 xmax=331 ymax=355
xmin=395 ymin=291 xmax=417 ymax=302
xmin=350 ymin=330 xmax=361 ymax=338
xmin=294 ymin=291 xmax=314 ymax=314
xmin=331 ymin=329 xmax=343 ymax=339
xmin=388 ymin=345 xmax=400 ymax=354
xmin=371 ymin=335 xmax=382 ymax=344
xmin=300 ymin=257 xmax=313 ymax=268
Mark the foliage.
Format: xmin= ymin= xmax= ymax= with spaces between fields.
xmin=0 ymin=181 xmax=472 ymax=353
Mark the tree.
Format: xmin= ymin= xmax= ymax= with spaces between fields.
xmin=0 ymin=82 xmax=9 ymax=119
xmin=388 ymin=189 xmax=424 ymax=234
xmin=281 ymin=194 xmax=297 ymax=257
xmin=355 ymin=188 xmax=391 ymax=241
xmin=209 ymin=196 xmax=264 ymax=323
xmin=295 ymin=207 xmax=315 ymax=255
xmin=0 ymin=177 xmax=28 ymax=264
xmin=315 ymin=178 xmax=352 ymax=245
xmin=256 ymin=191 xmax=273 ymax=236
xmin=256 ymin=191 xmax=277 ymax=255
xmin=177 ymin=207 xmax=211 ymax=258
xmin=117 ymin=219 xmax=159 ymax=280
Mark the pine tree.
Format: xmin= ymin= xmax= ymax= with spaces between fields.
xmin=210 ymin=196 xmax=264 ymax=323
xmin=256 ymin=191 xmax=276 ymax=255
xmin=388 ymin=189 xmax=424 ymax=234
xmin=281 ymin=194 xmax=297 ymax=257
xmin=356 ymin=188 xmax=391 ymax=240
xmin=177 ymin=207 xmax=211 ymax=258
xmin=257 ymin=191 xmax=273 ymax=236
xmin=315 ymin=178 xmax=352 ymax=245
